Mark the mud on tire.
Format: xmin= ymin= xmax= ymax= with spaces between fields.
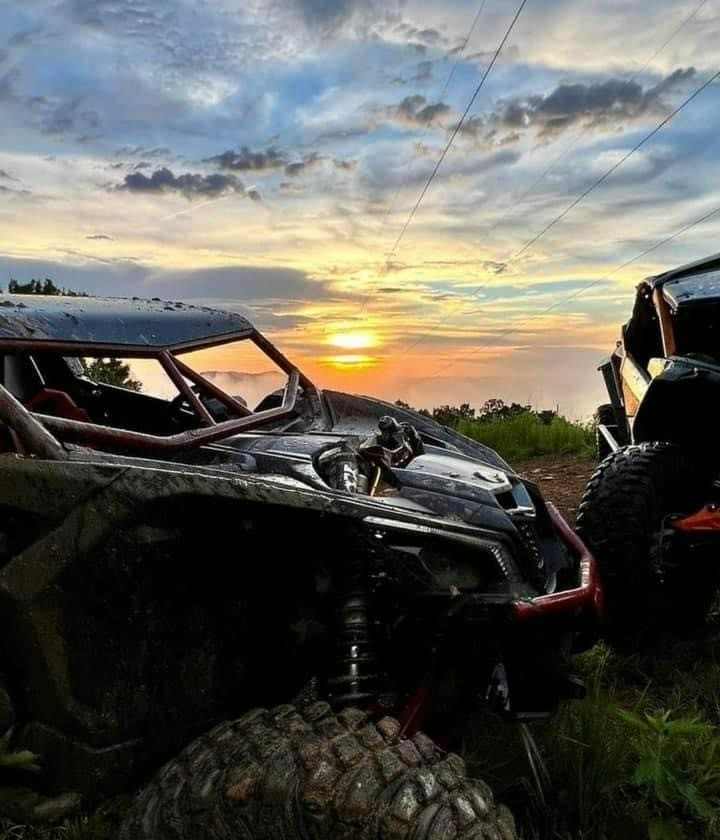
xmin=118 ymin=702 xmax=517 ymax=840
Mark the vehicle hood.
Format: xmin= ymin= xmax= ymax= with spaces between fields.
xmin=321 ymin=389 xmax=513 ymax=473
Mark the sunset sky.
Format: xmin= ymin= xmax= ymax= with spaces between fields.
xmin=1 ymin=0 xmax=720 ymax=418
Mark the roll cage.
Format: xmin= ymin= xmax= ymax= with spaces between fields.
xmin=0 ymin=328 xmax=323 ymax=459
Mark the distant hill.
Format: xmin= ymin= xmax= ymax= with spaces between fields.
xmin=201 ymin=369 xmax=285 ymax=409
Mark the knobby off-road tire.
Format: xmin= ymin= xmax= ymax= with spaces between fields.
xmin=117 ymin=702 xmax=517 ymax=840
xmin=577 ymin=442 xmax=717 ymax=641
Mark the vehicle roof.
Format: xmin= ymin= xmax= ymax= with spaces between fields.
xmin=0 ymin=295 xmax=254 ymax=349
xmin=645 ymin=253 xmax=720 ymax=308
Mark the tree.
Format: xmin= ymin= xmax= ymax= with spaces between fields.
xmin=82 ymin=358 xmax=142 ymax=392
xmin=394 ymin=399 xmax=431 ymax=417
xmin=431 ymin=403 xmax=475 ymax=428
xmin=8 ymin=278 xmax=86 ymax=296
xmin=478 ymin=399 xmax=532 ymax=422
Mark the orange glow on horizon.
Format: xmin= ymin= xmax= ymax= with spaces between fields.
xmin=324 ymin=353 xmax=379 ymax=369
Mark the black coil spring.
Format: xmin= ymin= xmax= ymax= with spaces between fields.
xmin=327 ymin=555 xmax=378 ymax=707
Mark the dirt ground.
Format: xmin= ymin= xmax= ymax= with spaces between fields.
xmin=515 ymin=454 xmax=596 ymax=524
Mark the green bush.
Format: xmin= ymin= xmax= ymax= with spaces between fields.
xmin=457 ymin=411 xmax=595 ymax=462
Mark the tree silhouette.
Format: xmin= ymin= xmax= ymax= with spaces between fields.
xmin=83 ymin=358 xmax=142 ymax=392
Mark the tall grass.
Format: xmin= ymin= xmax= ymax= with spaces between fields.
xmin=457 ymin=412 xmax=595 ymax=462
xmin=464 ymin=640 xmax=720 ymax=840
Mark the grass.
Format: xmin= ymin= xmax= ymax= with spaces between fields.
xmin=464 ymin=635 xmax=720 ymax=840
xmin=458 ymin=412 xmax=595 ymax=462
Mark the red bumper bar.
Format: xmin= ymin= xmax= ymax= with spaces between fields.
xmin=513 ymin=503 xmax=604 ymax=621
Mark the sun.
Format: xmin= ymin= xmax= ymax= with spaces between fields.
xmin=327 ymin=332 xmax=377 ymax=350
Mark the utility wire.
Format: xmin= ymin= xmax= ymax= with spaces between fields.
xmin=425 ymin=200 xmax=720 ymax=382
xmin=382 ymin=0 xmax=490 ymax=225
xmin=362 ymin=0 xmax=529 ymax=313
xmin=388 ymin=0 xmax=528 ymax=260
xmin=477 ymin=0 xmax=710 ymax=242
xmin=357 ymin=0 xmax=491 ymax=315
xmin=509 ymin=67 xmax=720 ymax=263
xmin=395 ymin=65 xmax=720 ymax=358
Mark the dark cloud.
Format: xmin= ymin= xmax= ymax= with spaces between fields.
xmin=64 ymin=0 xmax=172 ymax=32
xmin=0 ymin=184 xmax=31 ymax=197
xmin=115 ymin=145 xmax=172 ymax=159
xmin=387 ymin=94 xmax=451 ymax=127
xmin=289 ymin=0 xmax=401 ymax=32
xmin=0 ymin=69 xmax=20 ymax=102
xmin=0 ymin=257 xmax=344 ymax=317
xmin=207 ymin=146 xmax=287 ymax=172
xmin=393 ymin=22 xmax=445 ymax=47
xmin=248 ymin=189 xmax=262 ymax=202
xmin=18 ymin=92 xmax=101 ymax=138
xmin=0 ymin=169 xmax=15 ymax=180
xmin=86 ymin=234 xmax=114 ymax=240
xmin=117 ymin=167 xmax=253 ymax=200
xmin=284 ymin=152 xmax=323 ymax=177
xmin=209 ymin=146 xmax=355 ymax=179
xmin=149 ymin=265 xmax=340 ymax=303
xmin=481 ymin=67 xmax=697 ymax=139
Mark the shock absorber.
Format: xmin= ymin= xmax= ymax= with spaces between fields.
xmin=328 ymin=554 xmax=379 ymax=707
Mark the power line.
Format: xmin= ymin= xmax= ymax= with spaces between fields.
xmin=478 ymin=0 xmax=710 ymax=241
xmin=509 ymin=67 xmax=720 ymax=263
xmin=382 ymin=0 xmax=490 ymax=224
xmin=394 ymin=64 xmax=720 ymax=358
xmin=367 ymin=0 xmax=529 ymax=302
xmin=424 ymin=200 xmax=720 ymax=382
xmin=357 ymin=0 xmax=491 ymax=314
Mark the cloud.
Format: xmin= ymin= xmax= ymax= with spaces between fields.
xmin=209 ymin=145 xmax=356 ymax=178
xmin=481 ymin=67 xmax=697 ymax=140
xmin=148 ymin=265 xmax=339 ymax=302
xmin=287 ymin=0 xmax=401 ymax=33
xmin=115 ymin=146 xmax=172 ymax=159
xmin=207 ymin=146 xmax=288 ymax=172
xmin=86 ymin=234 xmax=114 ymax=240
xmin=284 ymin=152 xmax=323 ymax=177
xmin=333 ymin=158 xmax=357 ymax=171
xmin=0 ymin=169 xmax=16 ymax=180
xmin=36 ymin=96 xmax=100 ymax=137
xmin=387 ymin=94 xmax=451 ymax=127
xmin=117 ymin=167 xmax=254 ymax=200
xmin=0 ymin=69 xmax=20 ymax=102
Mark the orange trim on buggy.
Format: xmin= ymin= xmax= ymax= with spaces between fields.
xmin=674 ymin=505 xmax=720 ymax=532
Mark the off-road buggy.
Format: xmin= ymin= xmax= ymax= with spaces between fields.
xmin=579 ymin=252 xmax=720 ymax=637
xmin=0 ymin=293 xmax=601 ymax=839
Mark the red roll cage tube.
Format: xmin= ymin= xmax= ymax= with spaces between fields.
xmin=0 ymin=329 xmax=317 ymax=455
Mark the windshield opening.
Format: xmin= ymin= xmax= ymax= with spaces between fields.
xmin=1 ymin=333 xmax=304 ymax=440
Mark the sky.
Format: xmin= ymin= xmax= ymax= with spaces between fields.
xmin=1 ymin=0 xmax=720 ymax=418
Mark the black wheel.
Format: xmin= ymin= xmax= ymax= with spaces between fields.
xmin=117 ymin=702 xmax=517 ymax=840
xmin=594 ymin=404 xmax=616 ymax=462
xmin=577 ymin=442 xmax=718 ymax=642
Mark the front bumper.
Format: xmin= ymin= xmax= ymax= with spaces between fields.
xmin=513 ymin=503 xmax=604 ymax=622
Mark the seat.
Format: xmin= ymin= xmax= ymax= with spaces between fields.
xmin=25 ymin=388 xmax=90 ymax=422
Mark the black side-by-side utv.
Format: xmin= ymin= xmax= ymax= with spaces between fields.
xmin=0 ymin=294 xmax=602 ymax=839
xmin=579 ymin=252 xmax=720 ymax=638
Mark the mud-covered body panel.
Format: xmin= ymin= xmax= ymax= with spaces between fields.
xmin=0 ymin=295 xmax=600 ymax=799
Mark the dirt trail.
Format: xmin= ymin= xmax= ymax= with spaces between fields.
xmin=516 ymin=454 xmax=596 ymax=524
